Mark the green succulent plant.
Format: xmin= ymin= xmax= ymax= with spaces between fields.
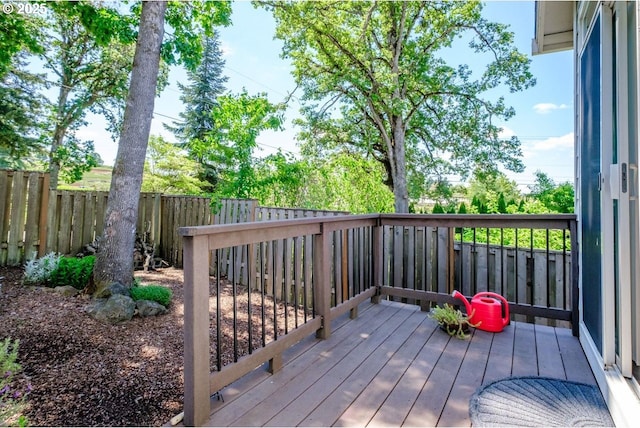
xmin=430 ymin=303 xmax=478 ymax=339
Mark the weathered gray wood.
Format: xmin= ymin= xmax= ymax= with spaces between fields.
xmin=81 ymin=192 xmax=94 ymax=248
xmin=7 ymin=171 xmax=26 ymax=265
xmin=0 ymin=171 xmax=11 ymax=264
xmin=71 ymin=192 xmax=85 ymax=254
xmin=535 ymin=324 xmax=566 ymax=378
xmin=556 ymin=327 xmax=596 ymax=384
xmin=202 ymin=300 xmax=591 ymax=428
xmin=437 ymin=328 xmax=493 ymax=427
xmin=24 ymin=173 xmax=42 ymax=260
xmin=265 ymin=304 xmax=423 ymax=427
xmin=57 ymin=192 xmax=72 ymax=255
xmin=511 ymin=322 xmax=538 ymax=376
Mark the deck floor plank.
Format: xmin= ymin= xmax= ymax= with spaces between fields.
xmin=229 ymin=304 xmax=412 ymax=426
xmin=511 ymin=322 xmax=539 ymax=377
xmin=482 ymin=321 xmax=515 ymax=385
xmin=402 ymin=327 xmax=472 ymax=427
xmin=437 ymin=328 xmax=493 ymax=427
xmin=209 ymin=302 xmax=390 ymax=426
xmin=267 ymin=311 xmax=424 ymax=426
xmin=556 ymin=327 xmax=597 ymax=385
xmin=535 ymin=323 xmax=567 ymax=379
xmin=299 ymin=313 xmax=436 ymax=427
xmin=334 ymin=316 xmax=449 ymax=427
xmin=201 ymin=300 xmax=595 ymax=427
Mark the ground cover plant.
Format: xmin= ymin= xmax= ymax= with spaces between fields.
xmin=0 ymin=338 xmax=30 ymax=427
xmin=130 ymin=284 xmax=172 ymax=307
xmin=23 ymin=253 xmax=95 ymax=289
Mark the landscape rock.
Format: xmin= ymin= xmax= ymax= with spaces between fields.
xmin=94 ymin=282 xmax=130 ymax=299
xmin=135 ymin=299 xmax=168 ymax=317
xmin=54 ymin=285 xmax=80 ymax=297
xmin=86 ymin=294 xmax=135 ymax=324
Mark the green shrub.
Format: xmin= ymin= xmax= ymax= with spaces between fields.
xmin=130 ymin=285 xmax=173 ymax=307
xmin=23 ymin=252 xmax=61 ymax=285
xmin=48 ymin=256 xmax=95 ymax=290
xmin=1 ymin=338 xmax=30 ymax=427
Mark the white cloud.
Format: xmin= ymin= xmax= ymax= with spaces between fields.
xmin=528 ymin=132 xmax=574 ymax=151
xmin=533 ymin=103 xmax=570 ymax=114
xmin=498 ymin=126 xmax=516 ymax=138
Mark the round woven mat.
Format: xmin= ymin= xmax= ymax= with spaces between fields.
xmin=469 ymin=376 xmax=614 ymax=427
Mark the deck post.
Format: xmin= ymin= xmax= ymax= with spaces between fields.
xmin=314 ymin=225 xmax=332 ymax=339
xmin=371 ymin=219 xmax=383 ymax=304
xmin=570 ymin=220 xmax=580 ymax=337
xmin=183 ymin=234 xmax=211 ymax=426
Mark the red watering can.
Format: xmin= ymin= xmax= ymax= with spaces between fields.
xmin=452 ymin=290 xmax=510 ymax=333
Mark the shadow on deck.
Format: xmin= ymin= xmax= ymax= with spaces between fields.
xmin=197 ymin=299 xmax=594 ymax=427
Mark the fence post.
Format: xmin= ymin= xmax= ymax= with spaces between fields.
xmin=313 ymin=224 xmax=332 ymax=339
xmin=183 ymin=234 xmax=210 ymax=426
xmin=37 ymin=173 xmax=50 ymax=258
xmin=152 ymin=193 xmax=161 ymax=254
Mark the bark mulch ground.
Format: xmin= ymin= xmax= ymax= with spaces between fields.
xmin=0 ymin=266 xmax=305 ymax=426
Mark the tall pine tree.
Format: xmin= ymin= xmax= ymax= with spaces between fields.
xmin=167 ymin=32 xmax=227 ymax=190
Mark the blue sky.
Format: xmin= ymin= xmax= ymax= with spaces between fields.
xmin=83 ymin=0 xmax=574 ymax=189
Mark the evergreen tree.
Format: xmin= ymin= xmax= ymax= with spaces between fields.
xmin=169 ymin=33 xmax=227 ymax=142
xmin=497 ymin=193 xmax=507 ymax=213
xmin=471 ymin=195 xmax=482 ymax=212
xmin=432 ymin=203 xmax=445 ymax=214
xmin=458 ymin=202 xmax=468 ymax=214
xmin=167 ymin=32 xmax=227 ymax=190
xmin=0 ymin=56 xmax=47 ymax=168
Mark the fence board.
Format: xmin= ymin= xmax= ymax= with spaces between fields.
xmin=23 ymin=173 xmax=42 ymax=260
xmin=0 ymin=171 xmax=10 ymax=265
xmin=81 ymin=192 xmax=94 ymax=248
xmin=71 ymin=193 xmax=85 ymax=254
xmin=7 ymin=172 xmax=27 ymax=265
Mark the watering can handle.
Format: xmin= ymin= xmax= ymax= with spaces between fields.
xmin=477 ymin=292 xmax=510 ymax=326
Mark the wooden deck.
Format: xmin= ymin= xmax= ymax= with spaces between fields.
xmin=201 ymin=299 xmax=595 ymax=427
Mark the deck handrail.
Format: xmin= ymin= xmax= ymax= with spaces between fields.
xmin=180 ymin=213 xmax=578 ymax=426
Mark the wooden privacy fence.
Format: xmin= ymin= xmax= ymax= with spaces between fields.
xmin=0 ymin=169 xmax=218 ymax=266
xmin=0 ymin=171 xmax=346 ymax=267
xmin=0 ymin=170 xmax=49 ymax=266
xmin=211 ymin=200 xmax=348 ymax=285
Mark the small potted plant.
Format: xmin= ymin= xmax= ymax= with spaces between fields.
xmin=430 ymin=303 xmax=477 ymax=339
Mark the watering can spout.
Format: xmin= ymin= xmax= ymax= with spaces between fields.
xmin=452 ymin=290 xmax=472 ymax=315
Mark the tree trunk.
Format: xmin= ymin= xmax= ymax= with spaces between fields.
xmin=48 ymin=125 xmax=64 ymax=190
xmin=391 ymin=118 xmax=409 ymax=213
xmin=48 ymin=84 xmax=71 ymax=190
xmin=93 ymin=1 xmax=167 ymax=293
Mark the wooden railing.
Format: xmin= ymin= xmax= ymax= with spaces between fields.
xmin=180 ymin=213 xmax=578 ymax=426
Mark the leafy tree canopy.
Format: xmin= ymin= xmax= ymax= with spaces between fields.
xmin=528 ymin=170 xmax=574 ymax=213
xmin=0 ymin=56 xmax=47 ymax=168
xmin=201 ymin=90 xmax=285 ymax=200
xmin=142 ymin=135 xmax=208 ymax=195
xmin=0 ymin=11 xmax=42 ymax=76
xmin=261 ymin=0 xmax=534 ymax=212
